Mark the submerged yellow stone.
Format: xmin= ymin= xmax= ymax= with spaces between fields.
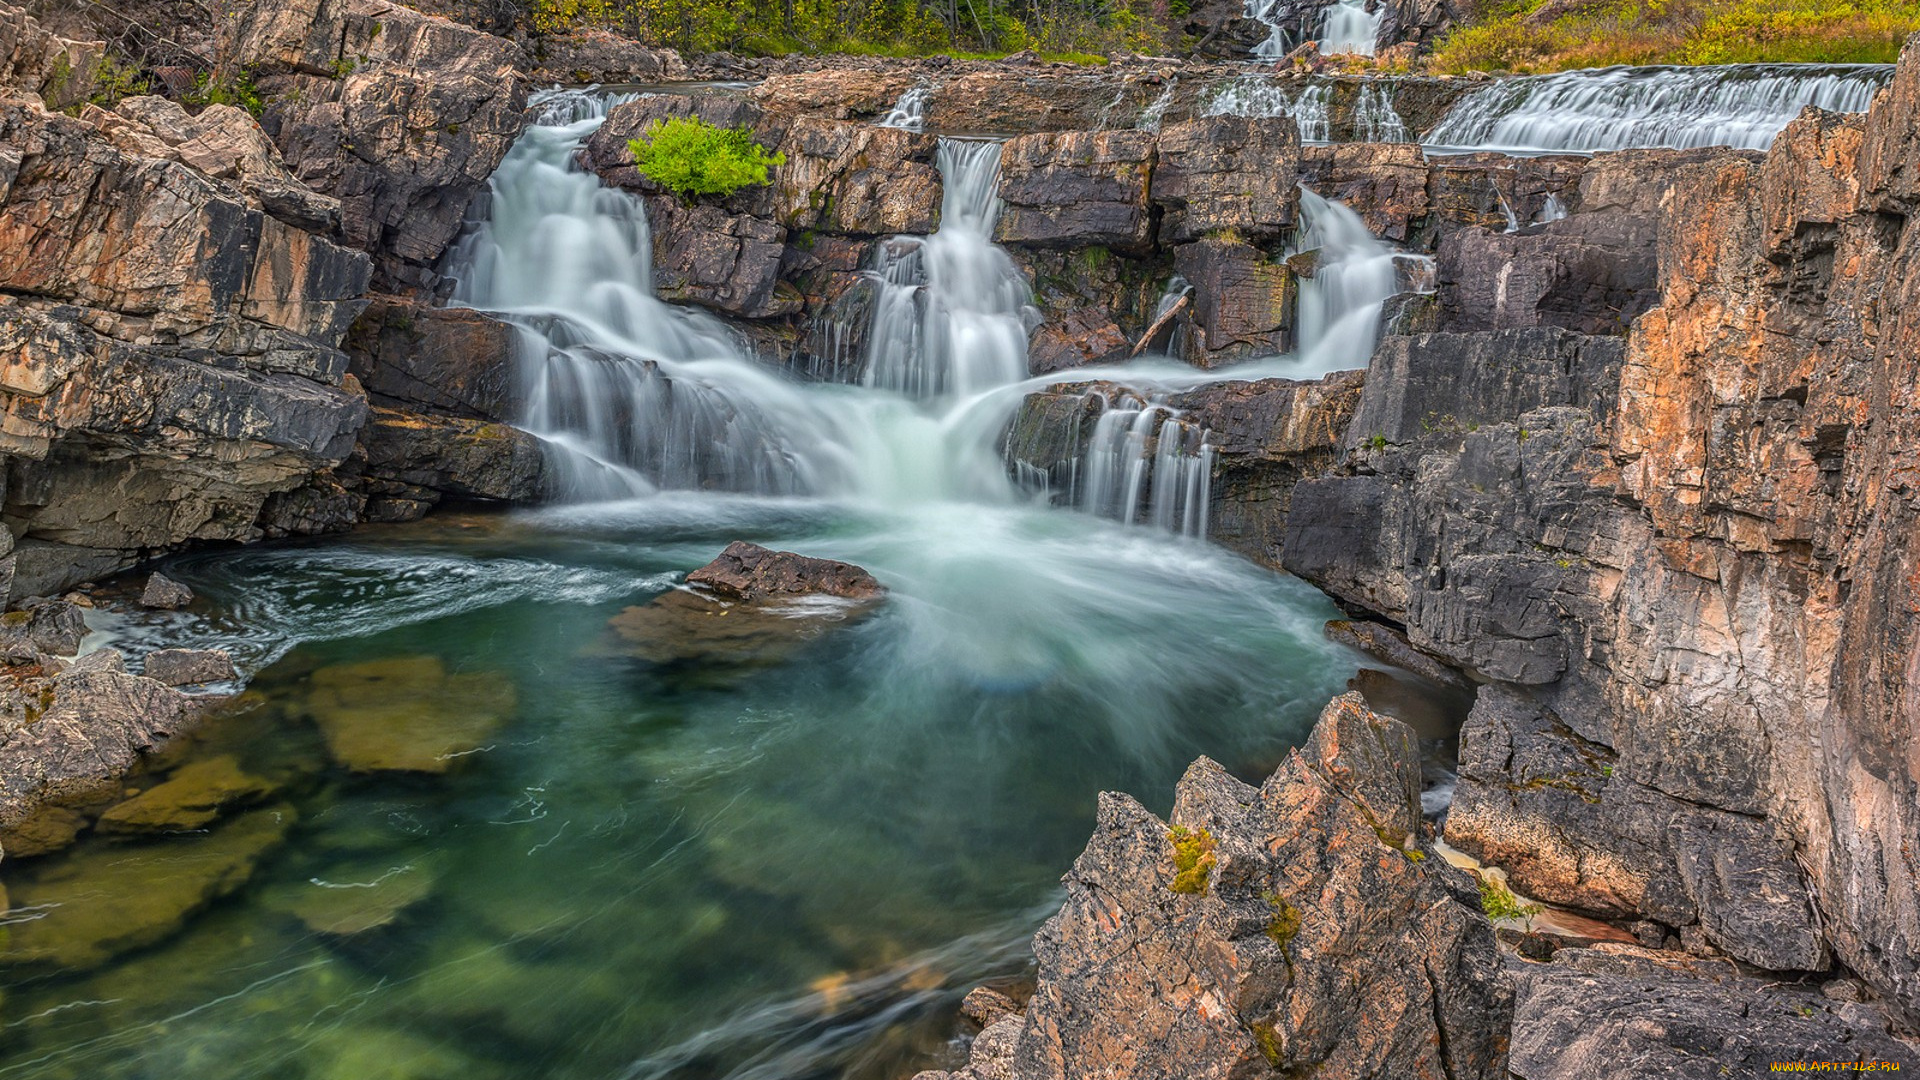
xmin=304 ymin=656 xmax=516 ymax=773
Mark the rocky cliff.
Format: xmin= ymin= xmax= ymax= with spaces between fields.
xmin=997 ymin=34 xmax=1920 ymax=1031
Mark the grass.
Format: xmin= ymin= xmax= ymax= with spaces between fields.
xmin=1429 ymin=0 xmax=1920 ymax=73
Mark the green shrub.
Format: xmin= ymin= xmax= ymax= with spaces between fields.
xmin=185 ymin=69 xmax=266 ymax=118
xmin=1478 ymin=875 xmax=1543 ymax=929
xmin=1166 ymin=824 xmax=1217 ymax=894
xmin=628 ymin=117 xmax=785 ymax=199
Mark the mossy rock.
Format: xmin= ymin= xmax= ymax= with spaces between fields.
xmin=263 ymin=859 xmax=438 ymax=936
xmin=1 ymin=805 xmax=296 ymax=970
xmin=0 ymin=804 xmax=89 ymax=857
xmin=304 ymin=656 xmax=516 ymax=773
xmin=95 ymin=755 xmax=279 ymax=835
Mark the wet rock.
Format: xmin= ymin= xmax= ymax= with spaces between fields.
xmin=996 ymin=130 xmax=1155 ymax=252
xmin=609 ymin=543 xmax=886 ymax=666
xmin=344 ymin=297 xmax=517 ymax=421
xmin=0 ymin=649 xmax=196 ymax=827
xmin=1152 ymin=115 xmax=1300 ymax=245
xmin=935 ymin=693 xmax=1512 ymax=1080
xmin=687 ymin=541 xmax=886 ymax=603
xmin=960 ymin=986 xmax=1020 ymax=1028
xmin=769 ymin=117 xmax=941 ymax=236
xmin=139 ymin=573 xmax=195 ymax=611
xmin=1510 ymin=945 xmax=1914 ymax=1078
xmin=359 ymin=408 xmax=549 ymax=506
xmin=95 ymin=753 xmax=276 ymax=834
xmin=642 ymin=196 xmax=794 ymax=318
xmin=266 ymin=859 xmax=437 ymax=935
xmin=304 ymin=656 xmax=515 ymax=773
xmin=0 ymin=598 xmax=88 ymax=659
xmin=0 ymin=804 xmax=295 ymax=970
xmin=1026 ymin=306 xmax=1131 ymax=374
xmin=144 ymin=649 xmax=239 ymax=687
xmin=1437 ymin=218 xmax=1660 ymax=336
xmin=1326 ymin=619 xmax=1470 ymax=690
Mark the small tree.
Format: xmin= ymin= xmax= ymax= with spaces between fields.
xmin=1478 ymin=875 xmax=1543 ymax=931
xmin=628 ymin=117 xmax=785 ymax=200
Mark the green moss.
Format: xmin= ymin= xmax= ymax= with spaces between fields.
xmin=1252 ymin=1020 xmax=1285 ymax=1067
xmin=1365 ymin=434 xmax=1389 ymax=451
xmin=1166 ymin=825 xmax=1216 ymax=895
xmin=629 ymin=117 xmax=785 ymax=200
xmin=2 ymin=610 xmax=32 ymax=627
xmin=1261 ymin=891 xmax=1302 ymax=946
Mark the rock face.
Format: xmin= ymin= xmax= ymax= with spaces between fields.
xmin=236 ymin=0 xmax=529 ymax=292
xmin=922 ymin=693 xmax=1512 ymax=1080
xmin=685 ymin=541 xmax=887 ymax=603
xmin=1218 ymin=52 xmax=1920 ymax=1025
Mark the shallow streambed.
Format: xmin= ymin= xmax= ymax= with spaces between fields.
xmin=0 ymin=496 xmax=1431 ymax=1079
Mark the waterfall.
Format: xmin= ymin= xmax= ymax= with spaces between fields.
xmin=1074 ymin=392 xmax=1213 ymax=539
xmin=878 ymin=85 xmax=930 ymax=132
xmin=1291 ymin=187 xmax=1416 ymax=378
xmin=1204 ymin=78 xmax=1330 ymax=142
xmin=860 ymin=139 xmax=1035 ymax=398
xmin=1136 ymin=78 xmax=1178 ymax=132
xmin=1536 ymin=194 xmax=1568 ymax=224
xmin=1246 ymin=0 xmax=1292 ymax=59
xmin=1354 ymin=82 xmax=1409 ymax=142
xmin=1424 ymin=63 xmax=1892 ymax=153
xmin=1317 ymin=0 xmax=1381 ymax=56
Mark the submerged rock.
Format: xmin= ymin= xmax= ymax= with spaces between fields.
xmin=925 ymin=693 xmax=1512 ymax=1080
xmin=304 ymin=656 xmax=516 ymax=773
xmin=266 ymin=859 xmax=437 ymax=936
xmin=609 ymin=542 xmax=887 ymax=666
xmin=1 ymin=804 xmax=296 ymax=970
xmin=0 ymin=802 xmax=88 ymax=858
xmin=95 ymin=754 xmax=277 ymax=835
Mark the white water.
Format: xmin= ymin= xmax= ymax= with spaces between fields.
xmin=878 ymin=85 xmax=930 ymax=131
xmin=1247 ymin=0 xmax=1293 ymax=60
xmin=1318 ymin=0 xmax=1381 ymax=56
xmin=1137 ymin=77 xmax=1179 ymax=132
xmin=1355 ymin=82 xmax=1410 ymax=142
xmin=1425 ymin=63 xmax=1892 ymax=153
xmin=1204 ymin=78 xmax=1331 ymax=143
xmin=1291 ymin=188 xmax=1418 ymax=378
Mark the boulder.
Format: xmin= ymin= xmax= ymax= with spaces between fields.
xmin=344 ymin=297 xmax=517 ymax=420
xmin=139 ymin=572 xmax=195 ymax=610
xmin=0 ymin=649 xmax=196 ymax=827
xmin=143 ymin=648 xmax=238 ymax=686
xmin=1172 ymin=237 xmax=1296 ymax=364
xmin=526 ymin=29 xmax=688 ymax=84
xmin=608 ymin=542 xmax=886 ymax=666
xmin=749 ymin=69 xmax=917 ymax=122
xmin=0 ymin=598 xmax=88 ymax=659
xmin=926 ymin=693 xmax=1511 ymax=1080
xmin=358 ymin=408 xmax=549 ymax=506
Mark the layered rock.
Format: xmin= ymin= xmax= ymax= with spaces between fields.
xmin=920 ymin=693 xmax=1511 ymax=1080
xmin=236 ymin=0 xmax=529 ymax=292
xmin=1245 ymin=60 xmax=1920 ymax=1024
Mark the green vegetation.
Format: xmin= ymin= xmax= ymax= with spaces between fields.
xmin=1262 ymin=891 xmax=1303 ymax=945
xmin=1252 ymin=1020 xmax=1286 ymax=1067
xmin=1166 ymin=824 xmax=1217 ymax=894
xmin=1431 ymin=0 xmax=1920 ymax=73
xmin=185 ymin=69 xmax=267 ymax=118
xmin=1478 ymin=875 xmax=1543 ymax=929
xmin=629 ymin=117 xmax=786 ymax=199
xmin=521 ymin=0 xmax=1184 ymax=60
xmin=88 ymin=54 xmax=152 ymax=108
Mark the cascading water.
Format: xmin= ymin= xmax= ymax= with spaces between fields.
xmin=1354 ymin=82 xmax=1410 ymax=142
xmin=878 ymin=85 xmax=931 ymax=131
xmin=1424 ymin=63 xmax=1892 ymax=153
xmin=1246 ymin=0 xmax=1292 ymax=59
xmin=1291 ymin=187 xmax=1416 ymax=378
xmin=1078 ymin=394 xmax=1214 ymax=538
xmin=1204 ymin=78 xmax=1330 ymax=142
xmin=1317 ymin=0 xmax=1381 ymax=55
xmin=1136 ymin=77 xmax=1179 ymax=132
xmin=858 ymin=139 xmax=1036 ymax=399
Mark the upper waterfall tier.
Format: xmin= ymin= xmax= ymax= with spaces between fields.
xmin=1424 ymin=63 xmax=1892 ymax=153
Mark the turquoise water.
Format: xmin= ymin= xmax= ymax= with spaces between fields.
xmin=0 ymin=496 xmax=1371 ymax=1079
